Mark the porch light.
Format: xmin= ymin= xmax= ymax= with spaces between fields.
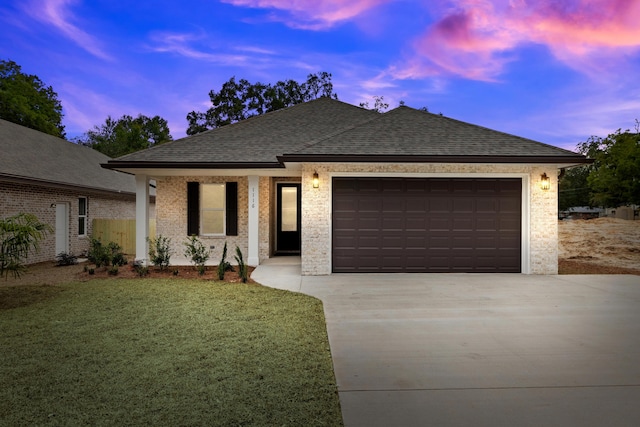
xmin=540 ymin=173 xmax=550 ymax=191
xmin=312 ymin=172 xmax=319 ymax=188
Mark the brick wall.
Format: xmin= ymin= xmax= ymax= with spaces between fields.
xmin=300 ymin=163 xmax=559 ymax=275
xmin=1 ymin=181 xmax=139 ymax=264
xmin=156 ymin=176 xmax=255 ymax=266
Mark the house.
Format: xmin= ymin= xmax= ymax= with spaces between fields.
xmin=0 ymin=119 xmax=153 ymax=264
xmin=104 ymin=98 xmax=590 ymax=274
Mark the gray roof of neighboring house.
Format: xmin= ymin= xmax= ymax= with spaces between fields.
xmin=0 ymin=119 xmax=137 ymax=194
xmin=105 ymin=98 xmax=589 ymax=170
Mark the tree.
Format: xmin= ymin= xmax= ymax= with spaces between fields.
xmin=1 ymin=213 xmax=52 ymax=279
xmin=80 ymin=114 xmax=172 ymax=158
xmin=186 ymin=72 xmax=337 ymax=135
xmin=577 ymin=123 xmax=640 ymax=207
xmin=359 ymin=95 xmax=389 ymax=112
xmin=558 ymin=165 xmax=592 ymax=211
xmin=0 ymin=59 xmax=65 ymax=138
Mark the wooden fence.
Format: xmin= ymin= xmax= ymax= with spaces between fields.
xmin=92 ymin=219 xmax=156 ymax=255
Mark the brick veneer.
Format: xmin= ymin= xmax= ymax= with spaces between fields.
xmin=300 ymin=163 xmax=558 ymax=276
xmin=1 ymin=182 xmax=139 ymax=264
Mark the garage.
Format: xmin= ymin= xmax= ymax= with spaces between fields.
xmin=332 ymin=177 xmax=522 ymax=273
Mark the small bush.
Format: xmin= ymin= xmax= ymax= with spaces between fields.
xmin=56 ymin=252 xmax=78 ymax=266
xmin=148 ymin=235 xmax=172 ymax=270
xmin=234 ymin=246 xmax=248 ymax=283
xmin=172 ymin=269 xmax=179 ymax=276
xmin=111 ymin=252 xmax=127 ymax=267
xmin=108 ymin=266 xmax=119 ymax=276
xmin=217 ymin=242 xmax=233 ymax=280
xmin=88 ymin=268 xmax=95 ymax=275
xmin=184 ymin=235 xmax=209 ymax=273
xmin=135 ymin=265 xmax=149 ymax=277
xmin=88 ymin=238 xmax=110 ymax=267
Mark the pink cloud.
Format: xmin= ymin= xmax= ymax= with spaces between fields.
xmin=393 ymin=0 xmax=640 ymax=80
xmin=24 ymin=0 xmax=112 ymax=60
xmin=222 ymin=0 xmax=390 ymax=29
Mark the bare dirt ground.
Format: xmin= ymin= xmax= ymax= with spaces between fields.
xmin=558 ymin=217 xmax=640 ymax=275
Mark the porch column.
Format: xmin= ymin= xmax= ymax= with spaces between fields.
xmin=135 ymin=174 xmax=150 ymax=265
xmin=247 ymin=175 xmax=259 ymax=266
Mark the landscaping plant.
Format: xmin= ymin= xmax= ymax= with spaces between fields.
xmin=55 ymin=252 xmax=78 ymax=266
xmin=148 ymin=235 xmax=172 ymax=270
xmin=88 ymin=237 xmax=110 ymax=267
xmin=0 ymin=213 xmax=51 ymax=279
xmin=184 ymin=235 xmax=209 ymax=275
xmin=216 ymin=241 xmax=232 ymax=280
xmin=234 ymin=246 xmax=248 ymax=283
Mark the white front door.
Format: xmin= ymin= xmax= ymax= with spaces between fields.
xmin=55 ymin=203 xmax=69 ymax=256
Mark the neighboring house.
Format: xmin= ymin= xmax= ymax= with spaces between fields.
xmin=560 ymin=206 xmax=604 ymax=220
xmin=0 ymin=119 xmax=153 ymax=264
xmin=104 ymin=98 xmax=590 ymax=275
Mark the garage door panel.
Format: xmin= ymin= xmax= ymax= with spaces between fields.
xmin=332 ymin=178 xmax=521 ymax=273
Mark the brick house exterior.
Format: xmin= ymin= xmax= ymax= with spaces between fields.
xmin=104 ymin=99 xmax=589 ymax=275
xmin=0 ymin=120 xmax=152 ymax=264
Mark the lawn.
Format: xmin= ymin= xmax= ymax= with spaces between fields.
xmin=0 ymin=279 xmax=343 ymax=426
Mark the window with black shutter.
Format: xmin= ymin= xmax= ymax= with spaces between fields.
xmin=186 ymin=181 xmax=238 ymax=236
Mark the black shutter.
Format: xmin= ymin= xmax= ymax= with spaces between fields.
xmin=226 ymin=182 xmax=238 ymax=236
xmin=187 ymin=182 xmax=200 ymax=236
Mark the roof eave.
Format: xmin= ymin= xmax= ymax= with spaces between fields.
xmin=102 ymin=161 xmax=284 ymax=170
xmin=277 ymin=154 xmax=593 ymax=164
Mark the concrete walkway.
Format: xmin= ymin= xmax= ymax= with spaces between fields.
xmin=251 ymin=261 xmax=640 ymax=426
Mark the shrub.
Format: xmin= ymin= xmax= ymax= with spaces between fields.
xmin=148 ymin=235 xmax=172 ymax=270
xmin=56 ymin=252 xmax=78 ymax=266
xmin=88 ymin=268 xmax=95 ymax=275
xmin=234 ymin=246 xmax=248 ymax=283
xmin=108 ymin=266 xmax=119 ymax=276
xmin=217 ymin=242 xmax=233 ymax=280
xmin=88 ymin=238 xmax=110 ymax=267
xmin=134 ymin=265 xmax=149 ymax=277
xmin=184 ymin=235 xmax=209 ymax=275
xmin=107 ymin=242 xmax=127 ymax=266
xmin=0 ymin=213 xmax=52 ymax=279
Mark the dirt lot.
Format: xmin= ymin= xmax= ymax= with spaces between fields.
xmin=558 ymin=217 xmax=640 ymax=275
xmin=2 ymin=218 xmax=638 ymax=287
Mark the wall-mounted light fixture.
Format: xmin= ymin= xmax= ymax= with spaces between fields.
xmin=312 ymin=172 xmax=319 ymax=188
xmin=540 ymin=173 xmax=550 ymax=191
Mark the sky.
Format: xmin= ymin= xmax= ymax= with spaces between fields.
xmin=2 ymin=0 xmax=640 ymax=151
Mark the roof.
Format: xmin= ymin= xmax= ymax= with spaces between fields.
xmin=110 ymin=97 xmax=378 ymax=167
xmin=104 ymin=98 xmax=590 ymax=170
xmin=0 ymin=119 xmax=137 ymax=194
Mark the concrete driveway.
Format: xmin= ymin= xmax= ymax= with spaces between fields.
xmin=252 ymin=263 xmax=640 ymax=426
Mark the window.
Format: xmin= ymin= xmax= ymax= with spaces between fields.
xmin=201 ymin=184 xmax=225 ymax=235
xmin=78 ymin=197 xmax=87 ymax=236
xmin=187 ymin=182 xmax=237 ymax=236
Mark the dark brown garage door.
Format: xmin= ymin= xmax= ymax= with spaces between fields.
xmin=332 ymin=177 xmax=521 ymax=273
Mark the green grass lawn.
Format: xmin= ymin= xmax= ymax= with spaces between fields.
xmin=0 ymin=279 xmax=343 ymax=426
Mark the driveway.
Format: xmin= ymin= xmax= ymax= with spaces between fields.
xmin=253 ymin=263 xmax=640 ymax=425
xmin=298 ymin=273 xmax=640 ymax=427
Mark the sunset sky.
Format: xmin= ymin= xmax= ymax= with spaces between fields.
xmin=2 ymin=0 xmax=639 ymax=150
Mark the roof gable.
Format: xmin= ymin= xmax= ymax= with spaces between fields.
xmin=0 ymin=119 xmax=136 ymax=194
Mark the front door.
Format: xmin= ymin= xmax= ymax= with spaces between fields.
xmin=55 ymin=203 xmax=69 ymax=256
xmin=276 ymin=183 xmax=301 ymax=254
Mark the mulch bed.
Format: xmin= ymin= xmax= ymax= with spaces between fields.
xmin=78 ymin=264 xmax=255 ymax=282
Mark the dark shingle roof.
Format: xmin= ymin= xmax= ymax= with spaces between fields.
xmin=113 ymin=97 xmax=379 ymax=165
xmin=0 ymin=119 xmax=136 ymax=194
xmin=287 ymin=106 xmax=581 ymax=157
xmin=104 ymin=98 xmax=589 ymax=169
